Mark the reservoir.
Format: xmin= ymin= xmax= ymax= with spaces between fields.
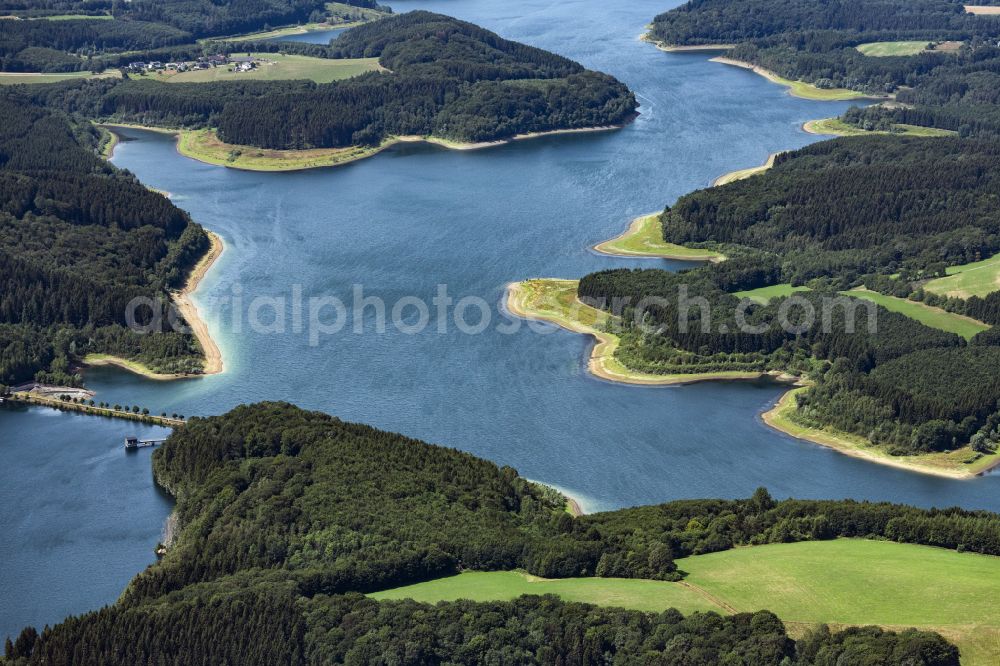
xmin=4 ymin=0 xmax=1000 ymax=639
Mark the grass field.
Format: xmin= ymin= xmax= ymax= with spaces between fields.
xmin=0 ymin=70 xmax=118 ymax=85
xmin=592 ymin=213 xmax=726 ymax=261
xmin=733 ymin=283 xmax=810 ymax=304
xmin=157 ymin=53 xmax=380 ymax=83
xmin=846 ymin=288 xmax=989 ymax=340
xmin=371 ymin=539 xmax=1000 ymax=664
xmin=925 ymin=253 xmax=1000 ymax=299
xmin=803 ymin=117 xmax=956 ymax=137
xmin=371 ymin=570 xmax=718 ymax=613
xmin=856 ymin=41 xmax=932 ymax=56
xmin=507 ymin=279 xmax=760 ymax=385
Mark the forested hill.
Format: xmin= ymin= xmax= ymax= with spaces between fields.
xmin=575 ymin=134 xmax=1000 ymax=455
xmin=650 ymin=0 xmax=991 ymax=46
xmin=0 ymin=97 xmax=210 ymax=387
xmin=650 ymin=0 xmax=1000 ymax=133
xmin=24 ymin=12 xmax=637 ymax=149
xmin=3 ymin=402 xmax=970 ymax=664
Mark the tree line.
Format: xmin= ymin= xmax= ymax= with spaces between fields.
xmin=1 ymin=401 xmax=973 ymax=664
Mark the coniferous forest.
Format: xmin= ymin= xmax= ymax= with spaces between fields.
xmin=0 ymin=97 xmax=209 ymax=386
xmin=1 ymin=403 xmax=969 ymax=665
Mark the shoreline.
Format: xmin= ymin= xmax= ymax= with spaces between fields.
xmin=762 ymin=388 xmax=1000 ymax=479
xmin=82 ymin=230 xmax=225 ymax=381
xmin=640 ymin=34 xmax=736 ymax=52
xmin=105 ymin=121 xmax=631 ymax=173
xmin=592 ymin=213 xmax=727 ymax=262
xmin=505 ymin=279 xmax=774 ymax=387
xmin=709 ymin=56 xmax=882 ymax=101
xmin=174 ymin=230 xmax=225 ymax=375
xmin=713 ymin=152 xmax=778 ymax=186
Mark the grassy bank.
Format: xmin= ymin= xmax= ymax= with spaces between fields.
xmin=592 ymin=213 xmax=726 ymax=261
xmin=846 ymin=288 xmax=989 ymax=340
xmin=763 ymin=387 xmax=1000 ymax=478
xmin=710 ymin=57 xmax=876 ymax=101
xmin=925 ymin=253 xmax=1000 ymax=299
xmin=370 ymin=539 xmax=1000 ymax=665
xmin=506 ymin=279 xmax=761 ymax=386
xmin=803 ymin=117 xmax=956 ymax=137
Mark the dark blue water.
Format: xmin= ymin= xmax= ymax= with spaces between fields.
xmin=5 ymin=0 xmax=1000 ymax=640
xmin=0 ymin=405 xmax=172 ymax=639
xmin=265 ymin=26 xmax=346 ymax=43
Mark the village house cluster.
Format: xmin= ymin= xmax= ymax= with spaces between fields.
xmin=124 ymin=54 xmax=266 ymax=74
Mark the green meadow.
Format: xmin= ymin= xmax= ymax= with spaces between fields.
xmin=733 ymin=283 xmax=810 ymax=304
xmin=372 ymin=539 xmax=1000 ymax=665
xmin=925 ymin=253 xmax=1000 ymax=299
xmin=846 ymin=289 xmax=989 ymax=340
xmin=856 ymin=41 xmax=931 ymax=56
xmin=371 ymin=570 xmax=717 ymax=613
xmin=157 ymin=53 xmax=380 ymax=84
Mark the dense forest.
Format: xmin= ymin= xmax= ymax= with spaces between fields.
xmin=570 ymin=126 xmax=1000 ymax=454
xmin=0 ymin=96 xmax=209 ymax=386
xmin=650 ymin=0 xmax=1000 ymax=133
xmin=19 ymin=12 xmax=637 ymax=148
xmin=1 ymin=402 xmax=970 ymax=664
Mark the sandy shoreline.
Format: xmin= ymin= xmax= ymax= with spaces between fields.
xmin=713 ymin=152 xmax=778 ymax=186
xmin=174 ymin=230 xmax=225 ymax=376
xmin=762 ymin=389 xmax=1000 ymax=479
xmin=640 ymin=34 xmax=736 ymax=52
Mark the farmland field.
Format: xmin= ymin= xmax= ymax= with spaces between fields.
xmin=925 ymin=253 xmax=1000 ymax=299
xmin=159 ymin=53 xmax=381 ymax=83
xmin=372 ymin=540 xmax=1000 ymax=665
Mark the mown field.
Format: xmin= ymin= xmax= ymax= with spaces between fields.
xmin=733 ymin=283 xmax=810 ymax=304
xmin=925 ymin=253 xmax=1000 ymax=299
xmin=846 ymin=288 xmax=989 ymax=340
xmin=157 ymin=53 xmax=381 ymax=84
xmin=372 ymin=539 xmax=1000 ymax=665
xmin=856 ymin=41 xmax=931 ymax=56
xmin=0 ymin=70 xmax=118 ymax=85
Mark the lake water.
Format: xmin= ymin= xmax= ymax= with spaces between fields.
xmin=265 ymin=26 xmax=346 ymax=43
xmin=5 ymin=0 xmax=1000 ymax=640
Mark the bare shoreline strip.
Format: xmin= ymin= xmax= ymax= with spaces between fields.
xmin=709 ymin=56 xmax=884 ymax=101
xmin=712 ymin=152 xmax=778 ymax=187
xmin=505 ymin=280 xmax=772 ymax=387
xmin=762 ymin=389 xmax=1000 ymax=479
xmin=640 ymin=34 xmax=736 ymax=52
xmin=175 ymin=230 xmax=225 ymax=375
xmin=104 ymin=121 xmax=631 ymax=173
xmin=592 ymin=213 xmax=727 ymax=262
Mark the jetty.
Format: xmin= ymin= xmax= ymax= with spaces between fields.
xmin=124 ymin=436 xmax=168 ymax=450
